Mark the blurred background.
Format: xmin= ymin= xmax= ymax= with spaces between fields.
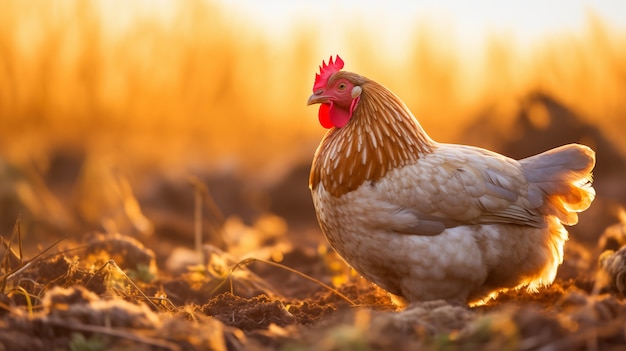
xmin=1 ymin=0 xmax=625 ymax=256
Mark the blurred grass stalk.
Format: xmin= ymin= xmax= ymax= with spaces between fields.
xmin=0 ymin=0 xmax=624 ymax=180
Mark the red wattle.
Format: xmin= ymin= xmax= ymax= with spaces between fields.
xmin=318 ymin=103 xmax=333 ymax=129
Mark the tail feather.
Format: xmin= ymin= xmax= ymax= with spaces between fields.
xmin=520 ymin=144 xmax=596 ymax=225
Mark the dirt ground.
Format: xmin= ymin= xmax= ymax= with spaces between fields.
xmin=2 ymin=219 xmax=626 ymax=351
xmin=2 ymin=94 xmax=626 ymax=351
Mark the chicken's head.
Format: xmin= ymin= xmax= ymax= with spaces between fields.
xmin=307 ymin=55 xmax=362 ymax=129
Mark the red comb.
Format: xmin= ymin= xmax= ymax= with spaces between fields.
xmin=313 ymin=55 xmax=344 ymax=92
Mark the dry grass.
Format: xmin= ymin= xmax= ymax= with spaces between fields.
xmin=0 ymin=1 xmax=624 ymax=182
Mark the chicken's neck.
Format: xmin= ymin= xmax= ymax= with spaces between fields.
xmin=310 ymin=81 xmax=435 ymax=197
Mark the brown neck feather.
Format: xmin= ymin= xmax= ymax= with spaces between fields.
xmin=310 ymin=76 xmax=436 ymax=197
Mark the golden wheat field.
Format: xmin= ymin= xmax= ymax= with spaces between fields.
xmin=1 ymin=1 xmax=626 ymax=350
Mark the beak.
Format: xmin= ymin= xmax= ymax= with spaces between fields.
xmin=307 ymin=93 xmax=329 ymax=106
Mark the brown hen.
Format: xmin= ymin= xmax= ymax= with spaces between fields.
xmin=307 ymin=55 xmax=595 ymax=305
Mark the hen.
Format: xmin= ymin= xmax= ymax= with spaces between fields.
xmin=307 ymin=55 xmax=596 ymax=305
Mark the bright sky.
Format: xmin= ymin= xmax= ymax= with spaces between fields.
xmin=220 ymin=0 xmax=626 ymax=49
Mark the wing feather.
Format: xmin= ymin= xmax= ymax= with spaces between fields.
xmin=382 ymin=143 xmax=545 ymax=236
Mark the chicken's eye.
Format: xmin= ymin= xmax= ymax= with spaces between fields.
xmin=338 ymin=83 xmax=347 ymax=90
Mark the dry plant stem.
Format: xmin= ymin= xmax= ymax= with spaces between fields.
xmin=199 ymin=178 xmax=227 ymax=250
xmin=0 ymin=300 xmax=13 ymax=313
xmin=17 ymin=218 xmax=23 ymax=265
xmin=94 ymin=260 xmax=167 ymax=311
xmin=0 ymin=218 xmax=25 ymax=293
xmin=201 ymin=182 xmax=226 ymax=232
xmin=44 ymin=318 xmax=182 ymax=351
xmin=189 ymin=176 xmax=206 ymax=266
xmin=153 ymin=296 xmax=178 ymax=312
xmin=213 ymin=257 xmax=356 ymax=306
xmin=1 ymin=218 xmax=23 ymax=272
xmin=12 ymin=285 xmax=34 ymax=317
xmin=108 ymin=260 xmax=161 ymax=310
xmin=195 ymin=182 xmax=203 ymax=265
xmin=2 ymin=235 xmax=67 ymax=287
xmin=189 ymin=176 xmax=228 ymax=264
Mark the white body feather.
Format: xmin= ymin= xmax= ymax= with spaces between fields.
xmin=312 ymin=142 xmax=593 ymax=304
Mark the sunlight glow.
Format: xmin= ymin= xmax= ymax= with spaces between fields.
xmin=219 ymin=0 xmax=626 ymax=50
xmin=2 ymin=0 xmax=625 ymax=178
